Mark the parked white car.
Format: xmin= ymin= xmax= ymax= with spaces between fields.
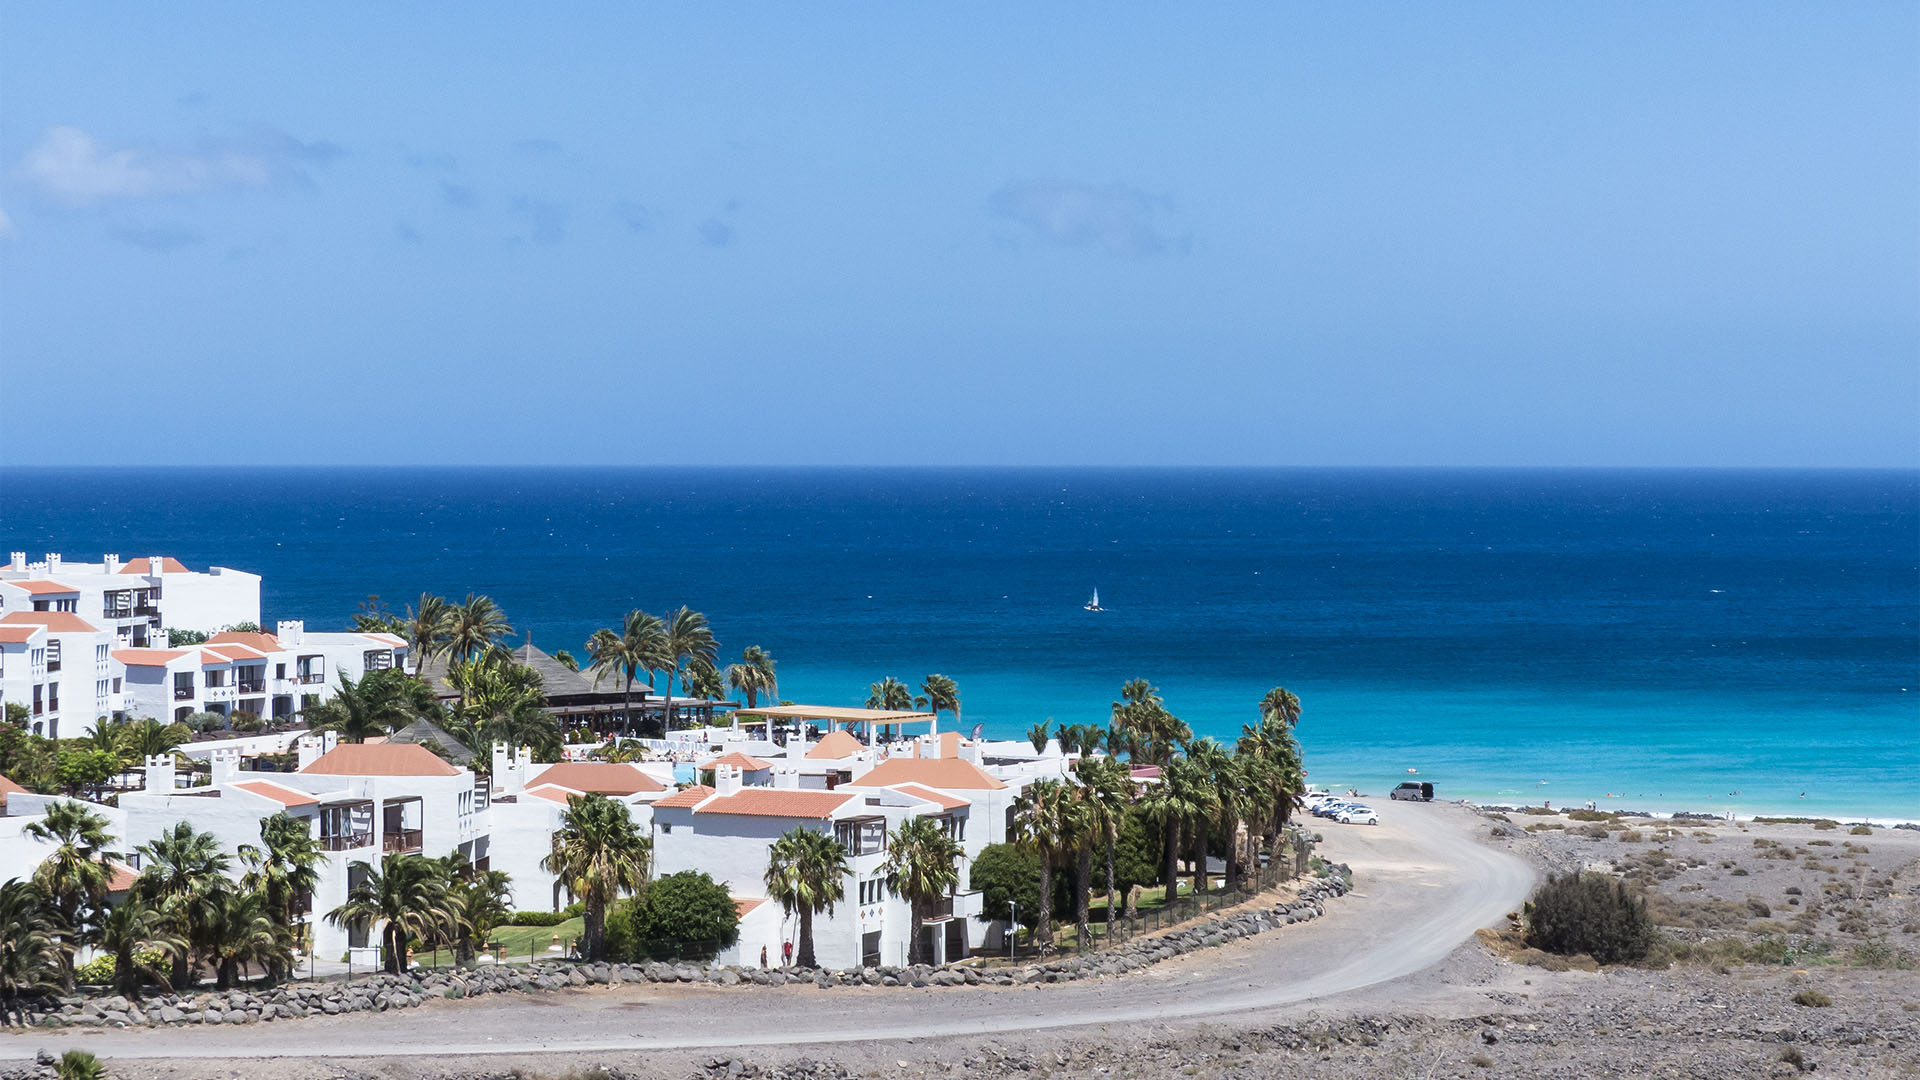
xmin=1336 ymin=805 xmax=1379 ymax=825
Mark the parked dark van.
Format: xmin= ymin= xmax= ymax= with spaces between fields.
xmin=1390 ymin=781 xmax=1434 ymax=801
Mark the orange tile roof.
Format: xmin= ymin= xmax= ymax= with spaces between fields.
xmin=853 ymin=757 xmax=1007 ymax=791
xmin=0 ymin=611 xmax=102 ymax=634
xmin=522 ymin=784 xmax=578 ymax=804
xmin=300 ymin=743 xmax=464 ymax=777
xmin=207 ymin=631 xmax=283 ymax=652
xmin=652 ymin=784 xmax=714 ymax=809
xmin=364 ymin=633 xmax=407 ymax=648
xmin=0 ymin=773 xmax=26 ymax=807
xmin=530 ymin=762 xmax=666 ymax=795
xmin=804 ymin=730 xmax=865 ymax=759
xmin=106 ymin=862 xmax=140 ymax=893
xmin=202 ymin=644 xmax=267 ymax=662
xmin=695 ymin=788 xmax=856 ymax=820
xmin=888 ymin=783 xmax=972 ymax=810
xmin=5 ymin=580 xmax=78 ymax=595
xmin=734 ymin=897 xmax=766 ymax=917
xmin=697 ymin=751 xmax=773 ymax=771
xmin=113 ymin=648 xmax=188 ymax=667
xmin=0 ymin=626 xmax=42 ymax=644
xmin=118 ymin=557 xmax=190 ymax=575
xmin=233 ymin=780 xmax=320 ymax=807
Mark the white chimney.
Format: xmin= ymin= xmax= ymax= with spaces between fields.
xmin=103 ymin=554 xmax=120 ymax=574
xmin=492 ymin=742 xmax=529 ymax=797
xmin=144 ymin=754 xmax=176 ymax=794
xmin=787 ymin=733 xmax=807 ymax=761
xmin=147 ymin=555 xmax=163 ymax=576
xmin=8 ymin=553 xmax=23 ymax=572
xmin=772 ymin=765 xmax=800 ymax=790
xmin=276 ymin=620 xmax=305 ymax=645
xmin=45 ymin=554 xmax=61 ymax=574
xmin=714 ymin=763 xmax=742 ymax=796
xmin=963 ymin=739 xmax=984 ymax=766
xmin=210 ymin=747 xmax=241 ymax=785
xmin=296 ymin=733 xmax=324 ymax=770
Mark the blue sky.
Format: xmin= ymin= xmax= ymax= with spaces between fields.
xmin=2 ymin=4 xmax=1915 ymax=466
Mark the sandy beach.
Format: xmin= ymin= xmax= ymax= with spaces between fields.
xmin=7 ymin=799 xmax=1915 ymax=1079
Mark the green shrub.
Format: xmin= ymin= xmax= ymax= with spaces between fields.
xmin=505 ymin=910 xmax=572 ymax=927
xmin=57 ymin=1050 xmax=104 ymax=1080
xmin=619 ymin=871 xmax=739 ymax=962
xmin=228 ymin=710 xmax=265 ymax=734
xmin=1524 ymin=872 xmax=1654 ymax=964
xmin=1791 ymin=989 xmax=1832 ymax=1008
xmin=1567 ymin=809 xmax=1615 ymax=822
xmin=1849 ymin=825 xmax=1873 ymax=836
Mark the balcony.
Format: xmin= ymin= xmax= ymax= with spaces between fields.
xmin=173 ymin=687 xmax=195 ymax=701
xmin=236 ymin=680 xmax=266 ymax=695
xmin=320 ymin=832 xmax=372 ymax=852
xmin=298 ymin=673 xmax=325 ymax=685
xmin=203 ymin=685 xmax=236 ymax=702
xmin=381 ymin=829 xmax=423 ymax=854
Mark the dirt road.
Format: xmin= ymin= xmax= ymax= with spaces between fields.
xmin=2 ymin=801 xmax=1532 ymax=1066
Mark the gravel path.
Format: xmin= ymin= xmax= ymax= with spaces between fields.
xmin=0 ymin=801 xmax=1533 ymax=1072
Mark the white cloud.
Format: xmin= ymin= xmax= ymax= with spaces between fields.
xmin=16 ymin=124 xmax=340 ymax=207
xmin=0 ymin=209 xmax=16 ymax=243
xmin=989 ymin=179 xmax=1186 ymax=257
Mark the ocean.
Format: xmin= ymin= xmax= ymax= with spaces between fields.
xmin=3 ymin=467 xmax=1915 ymax=820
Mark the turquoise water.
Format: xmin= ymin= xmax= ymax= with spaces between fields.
xmin=4 ymin=467 xmax=1914 ymax=820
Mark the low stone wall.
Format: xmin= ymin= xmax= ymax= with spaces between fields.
xmin=26 ymin=865 xmax=1353 ymax=1030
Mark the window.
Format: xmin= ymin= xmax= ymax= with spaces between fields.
xmin=658 ymin=822 xmax=672 ymax=834
xmin=204 ymin=668 xmax=225 ymax=688
xmin=363 ymin=649 xmax=394 ymax=672
xmin=835 ymin=818 xmax=886 ymax=857
xmin=45 ymin=641 xmax=60 ymax=672
xmin=174 ymin=672 xmax=195 ymax=701
xmin=112 ymin=678 xmax=122 ymax=694
xmin=54 ymin=599 xmax=76 ymax=613
xmin=95 ymin=644 xmax=108 ymax=663
xmin=859 ymin=879 xmax=888 ymax=905
xmin=275 ymin=663 xmax=286 ymax=680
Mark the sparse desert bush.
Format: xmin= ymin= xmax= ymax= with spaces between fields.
xmin=1746 ymin=896 xmax=1772 ymax=917
xmin=1850 ymin=825 xmax=1873 ymax=836
xmin=1567 ymin=809 xmax=1614 ymax=822
xmin=1618 ymin=830 xmax=1643 ymax=843
xmin=1813 ymin=821 xmax=1837 ymax=831
xmin=1807 ymin=839 xmax=1833 ymax=847
xmin=1778 ymin=1046 xmax=1812 ymax=1073
xmin=1791 ymin=989 xmax=1832 ymax=1007
xmin=1730 ymin=867 xmax=1749 ymax=876
xmin=56 ymin=1051 xmax=104 ymax=1080
xmin=1525 ymin=872 xmax=1655 ymax=964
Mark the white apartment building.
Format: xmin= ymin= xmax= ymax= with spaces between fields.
xmin=0 ymin=611 xmax=125 ymax=738
xmin=0 ymin=553 xmax=261 ymax=648
xmin=113 ymin=733 xmax=486 ymax=962
xmin=486 ymin=748 xmax=672 ymax=912
xmin=111 ymin=622 xmax=407 ymax=726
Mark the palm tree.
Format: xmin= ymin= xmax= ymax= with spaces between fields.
xmin=1010 ymin=778 xmax=1077 ymax=955
xmin=326 ymin=853 xmax=454 ymax=976
xmin=552 ymin=649 xmax=579 ymax=672
xmin=1238 ymin=704 xmax=1306 ymax=842
xmin=23 ymin=802 xmax=117 ymax=970
xmin=447 ymin=594 xmax=512 ymax=663
xmin=881 ymin=817 xmax=963 ymax=966
xmin=306 ymin=670 xmax=412 ymax=743
xmin=1026 ymin=721 xmax=1052 ymax=754
xmin=659 ymin=607 xmax=718 ymax=731
xmin=685 ymin=657 xmax=724 ymax=701
xmin=1139 ymin=755 xmax=1216 ymax=903
xmin=1259 ymin=686 xmax=1302 ymax=729
xmin=402 ymin=593 xmax=452 ymax=676
xmin=204 ymin=889 xmax=292 ymax=989
xmin=1074 ymin=756 xmax=1133 ymax=933
xmin=866 ymin=676 xmax=915 ymax=712
xmin=115 ymin=717 xmax=188 ymax=763
xmin=1112 ymin=681 xmax=1191 ymax=767
xmin=725 ymin=646 xmax=778 ymax=709
xmin=542 ymin=794 xmax=650 ymax=961
xmin=0 ymin=880 xmax=68 ymax=1026
xmin=919 ymin=674 xmax=960 ymax=730
xmin=134 ymin=822 xmax=231 ymax=990
xmin=763 ymin=827 xmax=848 ymax=969
xmin=239 ymin=813 xmax=323 ymax=952
xmin=588 ymin=610 xmax=665 ymax=732
xmin=95 ymin=895 xmax=180 ymax=998
xmin=441 ymin=855 xmax=513 ymax=965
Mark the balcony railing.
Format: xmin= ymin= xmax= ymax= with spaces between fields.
xmin=298 ymin=673 xmax=325 ymax=685
xmin=236 ymin=681 xmax=266 ymax=695
xmin=381 ymin=829 xmax=423 ymax=854
xmin=320 ymin=832 xmax=372 ymax=852
xmin=173 ymin=688 xmax=195 ymax=701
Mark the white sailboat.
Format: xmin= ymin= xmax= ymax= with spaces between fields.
xmin=1084 ymin=587 xmax=1104 ymax=612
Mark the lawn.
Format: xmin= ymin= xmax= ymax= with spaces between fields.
xmin=411 ymin=917 xmax=586 ymax=968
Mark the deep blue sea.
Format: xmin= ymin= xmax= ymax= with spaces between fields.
xmin=3 ymin=468 xmax=1915 ymax=820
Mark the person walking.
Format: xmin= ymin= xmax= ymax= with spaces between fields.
xmin=759 ymin=945 xmax=768 ymax=969
xmin=782 ymin=940 xmax=794 ymax=967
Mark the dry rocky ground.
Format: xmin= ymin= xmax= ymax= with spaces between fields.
xmin=12 ymin=810 xmax=1917 ymax=1080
